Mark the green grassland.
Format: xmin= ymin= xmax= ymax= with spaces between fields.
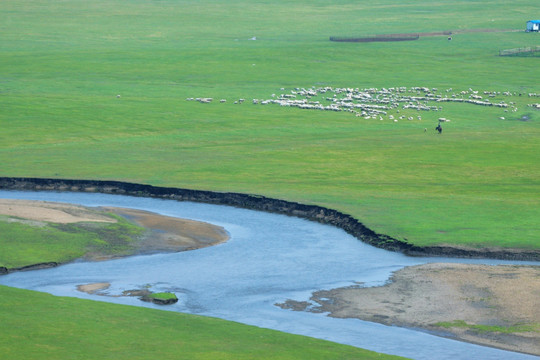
xmin=148 ymin=292 xmax=178 ymax=300
xmin=0 ymin=285 xmax=404 ymax=360
xmin=436 ymin=320 xmax=540 ymax=334
xmin=0 ymin=214 xmax=143 ymax=269
xmin=2 ymin=0 xmax=539 ymax=250
xmin=0 ymin=1 xmax=538 ymax=358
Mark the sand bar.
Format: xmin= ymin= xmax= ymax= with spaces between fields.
xmin=0 ymin=199 xmax=117 ymax=224
xmin=101 ymin=207 xmax=229 ymax=254
xmin=285 ymin=263 xmax=540 ymax=356
xmin=0 ymin=199 xmax=229 ymax=259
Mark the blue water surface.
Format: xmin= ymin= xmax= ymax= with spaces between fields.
xmin=1 ymin=191 xmax=538 ymax=360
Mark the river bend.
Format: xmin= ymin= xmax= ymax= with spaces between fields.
xmin=1 ymin=191 xmax=538 ymax=360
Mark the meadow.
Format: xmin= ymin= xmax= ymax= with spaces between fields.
xmin=0 ymin=285 xmax=404 ymax=359
xmin=0 ymin=213 xmax=143 ymax=269
xmin=2 ymin=0 xmax=539 ymax=249
xmin=1 ymin=0 xmax=539 ymax=358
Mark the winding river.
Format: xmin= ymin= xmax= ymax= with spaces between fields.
xmin=1 ymin=190 xmax=539 ymax=360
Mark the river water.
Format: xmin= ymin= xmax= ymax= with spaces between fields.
xmin=1 ymin=190 xmax=538 ymax=360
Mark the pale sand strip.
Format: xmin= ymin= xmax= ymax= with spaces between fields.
xmin=299 ymin=263 xmax=540 ymax=356
xmin=0 ymin=199 xmax=116 ymax=224
xmin=77 ymin=282 xmax=110 ymax=294
xmin=0 ymin=199 xmax=229 ymax=257
xmin=101 ymin=207 xmax=229 ymax=254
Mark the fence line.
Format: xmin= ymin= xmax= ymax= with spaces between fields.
xmin=330 ymin=35 xmax=419 ymax=43
xmin=499 ymin=45 xmax=540 ymax=56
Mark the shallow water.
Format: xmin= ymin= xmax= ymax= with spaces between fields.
xmin=1 ymin=190 xmax=539 ymax=360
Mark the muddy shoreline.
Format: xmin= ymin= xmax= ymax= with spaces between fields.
xmin=102 ymin=206 xmax=229 ymax=258
xmin=277 ymin=263 xmax=540 ymax=356
xmin=0 ymin=197 xmax=229 ymax=274
xmin=2 ymin=177 xmax=539 ymax=261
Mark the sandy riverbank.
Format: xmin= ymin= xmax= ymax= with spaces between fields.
xmin=77 ymin=282 xmax=110 ymax=294
xmin=0 ymin=199 xmax=117 ymax=224
xmin=278 ymin=263 xmax=540 ymax=356
xmin=101 ymin=207 xmax=229 ymax=256
xmin=0 ymin=199 xmax=229 ymax=261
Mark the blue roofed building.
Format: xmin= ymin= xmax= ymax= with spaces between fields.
xmin=526 ymin=20 xmax=540 ymax=32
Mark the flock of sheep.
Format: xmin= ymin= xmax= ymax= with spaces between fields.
xmin=187 ymin=86 xmax=539 ymax=122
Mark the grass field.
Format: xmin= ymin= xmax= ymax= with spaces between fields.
xmin=2 ymin=0 xmax=539 ymax=250
xmin=0 ymin=0 xmax=539 ymax=358
xmin=0 ymin=285 xmax=404 ymax=360
xmin=0 ymin=213 xmax=143 ymax=269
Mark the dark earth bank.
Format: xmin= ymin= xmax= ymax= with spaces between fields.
xmin=1 ymin=177 xmax=538 ymax=262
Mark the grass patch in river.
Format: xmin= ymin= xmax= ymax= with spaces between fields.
xmin=435 ymin=320 xmax=540 ymax=334
xmin=0 ymin=214 xmax=144 ymax=269
xmin=147 ymin=292 xmax=178 ymax=300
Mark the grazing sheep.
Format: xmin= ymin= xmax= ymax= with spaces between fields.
xmin=196 ymin=97 xmax=213 ymax=103
xmin=248 ymin=86 xmax=519 ymax=124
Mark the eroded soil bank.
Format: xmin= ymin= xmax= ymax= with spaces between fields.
xmin=278 ymin=263 xmax=540 ymax=356
xmin=1 ymin=177 xmax=539 ymax=261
